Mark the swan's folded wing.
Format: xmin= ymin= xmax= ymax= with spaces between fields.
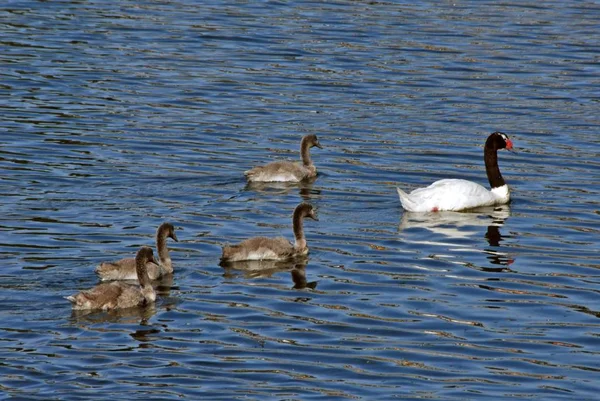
xmin=405 ymin=179 xmax=498 ymax=212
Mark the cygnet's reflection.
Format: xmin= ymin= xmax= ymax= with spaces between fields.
xmin=290 ymin=263 xmax=318 ymax=290
xmin=153 ymin=273 xmax=176 ymax=297
xmin=130 ymin=325 xmax=162 ymax=343
xmin=221 ymin=258 xmax=317 ymax=289
xmin=399 ymin=205 xmax=513 ymax=266
xmin=244 ymin=176 xmax=320 ymax=202
xmin=69 ymin=301 xmax=158 ymax=323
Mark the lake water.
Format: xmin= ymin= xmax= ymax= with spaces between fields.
xmin=1 ymin=1 xmax=599 ymax=399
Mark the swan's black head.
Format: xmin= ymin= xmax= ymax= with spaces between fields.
xmin=488 ymin=132 xmax=513 ymax=151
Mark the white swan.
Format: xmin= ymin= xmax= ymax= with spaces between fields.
xmin=397 ymin=132 xmax=514 ymax=212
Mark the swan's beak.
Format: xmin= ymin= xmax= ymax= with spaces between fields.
xmin=505 ymin=138 xmax=515 ymax=152
xmin=314 ymin=141 xmax=323 ymax=149
xmin=310 ymin=212 xmax=319 ymax=221
xmin=171 ymin=232 xmax=179 ymax=242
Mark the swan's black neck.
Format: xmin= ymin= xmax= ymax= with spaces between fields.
xmin=300 ymin=137 xmax=312 ymax=167
xmin=484 ymin=137 xmax=505 ymax=189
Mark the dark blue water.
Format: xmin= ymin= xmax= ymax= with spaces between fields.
xmin=1 ymin=1 xmax=599 ymax=399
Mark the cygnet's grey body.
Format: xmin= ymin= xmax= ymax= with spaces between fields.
xmin=66 ymin=246 xmax=157 ymax=310
xmin=221 ymin=203 xmax=318 ymax=263
xmin=95 ymin=222 xmax=178 ymax=281
xmin=244 ymin=134 xmax=322 ymax=182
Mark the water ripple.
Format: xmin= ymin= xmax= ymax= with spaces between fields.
xmin=1 ymin=0 xmax=600 ymax=399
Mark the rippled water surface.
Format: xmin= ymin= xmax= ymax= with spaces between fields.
xmin=2 ymin=1 xmax=600 ymax=399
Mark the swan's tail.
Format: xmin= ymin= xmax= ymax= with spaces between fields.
xmin=396 ymin=187 xmax=417 ymax=212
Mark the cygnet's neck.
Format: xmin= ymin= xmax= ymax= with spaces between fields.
xmin=300 ymin=137 xmax=313 ymax=167
xmin=156 ymin=228 xmax=173 ymax=273
xmin=292 ymin=209 xmax=307 ymax=251
xmin=136 ymin=257 xmax=156 ymax=303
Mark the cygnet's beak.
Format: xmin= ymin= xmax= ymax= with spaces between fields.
xmin=310 ymin=212 xmax=319 ymax=221
xmin=171 ymin=232 xmax=179 ymax=242
xmin=314 ymin=141 xmax=323 ymax=149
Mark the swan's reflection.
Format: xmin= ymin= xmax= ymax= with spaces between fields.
xmin=399 ymin=205 xmax=513 ymax=266
xmin=244 ymin=176 xmax=319 ymax=201
xmin=221 ymin=258 xmax=317 ymax=289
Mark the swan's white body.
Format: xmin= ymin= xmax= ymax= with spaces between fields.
xmin=397 ymin=132 xmax=513 ymax=213
xmin=397 ymin=180 xmax=510 ymax=212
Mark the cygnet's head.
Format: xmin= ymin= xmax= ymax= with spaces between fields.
xmin=296 ymin=202 xmax=319 ymax=221
xmin=304 ymin=134 xmax=323 ymax=149
xmin=159 ymin=222 xmax=179 ymax=242
xmin=137 ymin=246 xmax=157 ymax=265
